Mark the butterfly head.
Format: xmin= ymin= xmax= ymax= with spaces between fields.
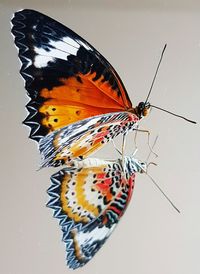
xmin=135 ymin=102 xmax=151 ymax=119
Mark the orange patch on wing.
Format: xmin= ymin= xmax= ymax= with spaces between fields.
xmin=78 ymin=141 xmax=104 ymax=158
xmin=40 ymin=72 xmax=127 ymax=109
xmin=95 ymin=177 xmax=113 ymax=201
xmin=67 ymin=131 xmax=106 ymax=159
xmin=38 ymin=72 xmax=129 ymax=133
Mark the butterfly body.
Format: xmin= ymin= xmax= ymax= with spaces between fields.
xmin=47 ymin=156 xmax=146 ymax=269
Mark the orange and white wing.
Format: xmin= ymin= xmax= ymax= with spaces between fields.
xmin=11 ymin=9 xmax=133 ymax=142
xmin=47 ymin=157 xmax=136 ymax=269
xmin=39 ymin=111 xmax=139 ymax=167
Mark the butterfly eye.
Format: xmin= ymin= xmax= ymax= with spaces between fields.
xmin=145 ymin=102 xmax=151 ymax=109
xmin=136 ymin=102 xmax=145 ymax=117
xmin=143 ymin=103 xmax=151 ymax=117
xmin=137 ymin=102 xmax=151 ymax=117
xmin=138 ymin=102 xmax=145 ymax=110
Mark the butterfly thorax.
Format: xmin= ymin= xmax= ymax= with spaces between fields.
xmin=131 ymin=102 xmax=151 ymax=119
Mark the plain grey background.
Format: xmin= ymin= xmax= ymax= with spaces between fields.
xmin=0 ymin=1 xmax=200 ymax=274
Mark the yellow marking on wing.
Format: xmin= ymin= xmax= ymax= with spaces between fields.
xmin=75 ymin=171 xmax=99 ymax=216
xmin=71 ymin=229 xmax=85 ymax=262
xmin=81 ymin=141 xmax=105 ymax=158
xmin=60 ymin=174 xmax=89 ymax=223
xmin=71 ymin=145 xmax=89 ymax=158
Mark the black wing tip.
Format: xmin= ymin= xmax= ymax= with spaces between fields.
xmin=23 ymin=101 xmax=48 ymax=143
xmin=11 ymin=9 xmax=29 ymax=30
xmin=11 ymin=8 xmax=48 ymax=144
xmin=11 ymin=9 xmax=47 ymax=36
xmin=11 ymin=9 xmax=34 ymax=81
xmin=12 ymin=9 xmax=41 ymax=20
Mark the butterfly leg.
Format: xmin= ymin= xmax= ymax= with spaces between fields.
xmin=145 ymin=135 xmax=159 ymax=171
xmin=145 ymin=135 xmax=159 ymax=162
xmin=111 ymin=140 xmax=122 ymax=156
xmin=134 ymin=129 xmax=158 ymax=159
xmin=144 ymin=170 xmax=180 ymax=213
xmin=133 ymin=129 xmax=138 ymax=154
xmin=121 ymin=134 xmax=127 ymax=173
xmin=146 ymin=161 xmax=157 ymax=173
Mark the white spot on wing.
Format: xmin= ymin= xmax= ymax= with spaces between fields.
xmin=63 ymin=36 xmax=80 ymax=48
xmin=83 ymin=172 xmax=105 ymax=208
xmin=33 ymin=37 xmax=79 ymax=68
xmin=77 ymin=39 xmax=92 ymax=51
xmin=76 ymin=225 xmax=115 ymax=246
xmin=49 ymin=40 xmax=79 ymax=56
xmin=34 ymin=46 xmax=67 ymax=62
xmin=34 ymin=55 xmax=55 ymax=68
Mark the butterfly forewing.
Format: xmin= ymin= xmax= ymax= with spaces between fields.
xmin=11 ymin=9 xmax=133 ymax=142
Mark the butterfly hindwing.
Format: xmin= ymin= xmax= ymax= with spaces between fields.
xmin=39 ymin=112 xmax=139 ymax=167
xmin=11 ymin=9 xmax=133 ymax=142
xmin=47 ymin=157 xmax=137 ymax=269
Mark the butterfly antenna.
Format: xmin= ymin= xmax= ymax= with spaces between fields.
xmin=137 ymin=161 xmax=180 ymax=213
xmin=112 ymin=140 xmax=122 ymax=156
xmin=145 ymin=44 xmax=167 ymax=104
xmin=146 ymin=173 xmax=180 ymax=213
xmin=150 ymin=105 xmax=197 ymax=124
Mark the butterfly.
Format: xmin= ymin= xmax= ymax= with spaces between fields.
xmin=47 ymin=156 xmax=146 ymax=269
xmin=11 ymin=9 xmax=151 ymax=167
